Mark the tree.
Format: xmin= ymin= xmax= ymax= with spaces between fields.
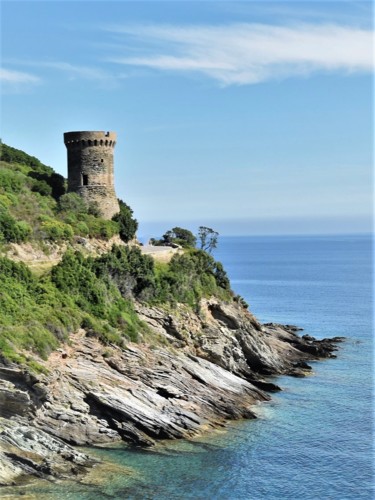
xmin=162 ymin=227 xmax=196 ymax=248
xmin=112 ymin=199 xmax=138 ymax=243
xmin=28 ymin=171 xmax=65 ymax=200
xmin=197 ymin=226 xmax=218 ymax=253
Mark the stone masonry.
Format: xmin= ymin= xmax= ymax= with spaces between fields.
xmin=64 ymin=131 xmax=120 ymax=219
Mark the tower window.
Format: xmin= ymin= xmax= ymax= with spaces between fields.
xmin=82 ymin=174 xmax=89 ymax=186
xmin=101 ymin=159 xmax=104 ymax=163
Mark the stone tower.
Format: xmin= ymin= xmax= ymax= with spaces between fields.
xmin=64 ymin=131 xmax=120 ymax=219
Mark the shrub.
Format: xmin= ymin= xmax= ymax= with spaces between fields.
xmin=162 ymin=227 xmax=196 ymax=248
xmin=150 ymin=249 xmax=231 ymax=306
xmin=0 ymin=194 xmax=12 ymax=209
xmin=31 ymin=179 xmax=52 ymax=196
xmin=0 ymin=256 xmax=34 ymax=284
xmin=76 ymin=221 xmax=89 ymax=236
xmin=82 ymin=316 xmax=124 ymax=345
xmin=112 ymin=199 xmax=138 ymax=243
xmin=62 ymin=213 xmax=77 ymax=225
xmin=0 ymin=168 xmax=24 ymax=194
xmin=0 ymin=209 xmax=32 ymax=243
xmin=86 ymin=218 xmax=119 ymax=239
xmin=58 ymin=192 xmax=88 ymax=214
xmin=40 ymin=220 xmax=74 ymax=241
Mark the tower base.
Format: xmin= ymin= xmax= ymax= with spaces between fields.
xmin=75 ymin=185 xmax=120 ymax=219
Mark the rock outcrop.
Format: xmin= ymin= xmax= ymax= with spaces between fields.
xmin=0 ymin=298 xmax=342 ymax=486
xmin=0 ymin=417 xmax=95 ymax=486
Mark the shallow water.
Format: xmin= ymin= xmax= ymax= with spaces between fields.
xmin=22 ymin=234 xmax=373 ymax=499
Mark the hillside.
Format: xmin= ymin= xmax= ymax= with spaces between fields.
xmin=0 ymin=143 xmax=125 ymax=247
xmin=0 ymin=143 xmax=342 ymax=487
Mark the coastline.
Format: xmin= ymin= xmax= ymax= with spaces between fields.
xmin=0 ymin=297 xmax=343 ymax=488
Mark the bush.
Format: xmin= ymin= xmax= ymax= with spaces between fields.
xmin=76 ymin=221 xmax=89 ymax=236
xmin=58 ymin=192 xmax=88 ymax=214
xmin=162 ymin=227 xmax=196 ymax=248
xmin=86 ymin=217 xmax=119 ymax=239
xmin=112 ymin=199 xmax=138 ymax=243
xmin=51 ymin=250 xmax=144 ymax=342
xmin=0 ymin=168 xmax=24 ymax=194
xmin=40 ymin=220 xmax=74 ymax=241
xmin=82 ymin=316 xmax=124 ymax=345
xmin=31 ymin=179 xmax=52 ymax=196
xmin=0 ymin=256 xmax=34 ymax=284
xmin=154 ymin=249 xmax=231 ymax=306
xmin=28 ymin=171 xmax=65 ymax=200
xmin=0 ymin=209 xmax=32 ymax=243
xmin=0 ymin=257 xmax=63 ymax=363
xmin=93 ymin=245 xmax=155 ymax=298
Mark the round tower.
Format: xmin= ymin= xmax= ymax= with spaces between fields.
xmin=64 ymin=131 xmax=120 ymax=219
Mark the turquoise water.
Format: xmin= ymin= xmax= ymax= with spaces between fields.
xmin=26 ymin=235 xmax=373 ymax=499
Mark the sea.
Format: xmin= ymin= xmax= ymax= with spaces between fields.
xmin=25 ymin=234 xmax=373 ymax=499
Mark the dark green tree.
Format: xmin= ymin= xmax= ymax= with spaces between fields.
xmin=0 ymin=209 xmax=32 ymax=243
xmin=28 ymin=171 xmax=65 ymax=200
xmin=197 ymin=226 xmax=219 ymax=253
xmin=112 ymin=199 xmax=138 ymax=243
xmin=162 ymin=227 xmax=196 ymax=248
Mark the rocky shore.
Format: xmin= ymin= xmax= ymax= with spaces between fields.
xmin=0 ymin=298 xmax=343 ymax=486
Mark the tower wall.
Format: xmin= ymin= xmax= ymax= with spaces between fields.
xmin=64 ymin=131 xmax=120 ymax=219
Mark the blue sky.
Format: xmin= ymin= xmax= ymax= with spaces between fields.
xmin=1 ymin=1 xmax=373 ymax=237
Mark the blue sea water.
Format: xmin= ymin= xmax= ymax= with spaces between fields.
xmin=27 ymin=234 xmax=373 ymax=499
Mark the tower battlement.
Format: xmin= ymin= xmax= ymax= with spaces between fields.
xmin=64 ymin=131 xmax=120 ymax=219
xmin=64 ymin=131 xmax=117 ymax=148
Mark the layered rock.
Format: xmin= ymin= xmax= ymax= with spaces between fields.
xmin=0 ymin=418 xmax=95 ymax=486
xmin=0 ymin=298 xmax=342 ymax=485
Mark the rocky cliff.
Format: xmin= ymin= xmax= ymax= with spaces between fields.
xmin=0 ymin=297 xmax=342 ymax=486
xmin=0 ymin=143 xmax=343 ymax=488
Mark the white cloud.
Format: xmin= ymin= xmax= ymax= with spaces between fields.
xmin=105 ymin=23 xmax=374 ymax=85
xmin=0 ymin=68 xmax=40 ymax=84
xmin=3 ymin=60 xmax=121 ymax=87
xmin=37 ymin=61 xmax=113 ymax=82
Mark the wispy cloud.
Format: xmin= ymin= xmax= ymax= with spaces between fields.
xmin=105 ymin=23 xmax=374 ymax=85
xmin=3 ymin=60 xmax=122 ymax=87
xmin=0 ymin=68 xmax=40 ymax=84
xmin=36 ymin=61 xmax=113 ymax=82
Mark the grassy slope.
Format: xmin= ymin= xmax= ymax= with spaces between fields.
xmin=0 ymin=143 xmax=233 ymax=373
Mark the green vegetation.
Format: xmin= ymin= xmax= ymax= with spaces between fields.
xmin=56 ymin=193 xmax=120 ymax=240
xmin=150 ymin=226 xmax=197 ymax=248
xmin=0 ymin=250 xmax=146 ymax=369
xmin=1 ymin=142 xmax=65 ymax=200
xmin=150 ymin=226 xmax=219 ymax=254
xmin=0 ymin=142 xmax=136 ymax=244
xmin=0 ymin=142 xmax=234 ymax=372
xmin=197 ymin=226 xmax=218 ymax=254
xmin=0 ymin=210 xmax=32 ymax=243
xmin=112 ymin=199 xmax=138 ymax=243
xmin=0 ymin=256 xmax=74 ymax=368
xmin=0 ymin=244 xmax=231 ymax=369
xmin=149 ymin=249 xmax=231 ymax=306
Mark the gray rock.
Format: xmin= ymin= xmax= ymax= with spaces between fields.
xmin=0 ymin=417 xmax=96 ymax=486
xmin=0 ymin=296 xmax=341 ymax=486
